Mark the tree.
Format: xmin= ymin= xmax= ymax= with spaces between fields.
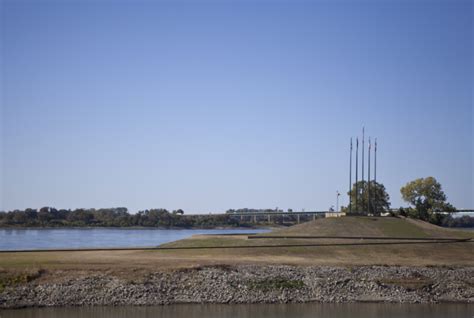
xmin=66 ymin=208 xmax=94 ymax=224
xmin=24 ymin=208 xmax=38 ymax=220
xmin=38 ymin=207 xmax=52 ymax=224
xmin=400 ymin=177 xmax=455 ymax=222
xmin=347 ymin=180 xmax=391 ymax=215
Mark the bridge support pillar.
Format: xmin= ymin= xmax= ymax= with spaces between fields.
xmin=253 ymin=215 xmax=257 ymax=223
xmin=240 ymin=215 xmax=243 ymax=222
xmin=313 ymin=214 xmax=316 ymax=221
xmin=268 ymin=214 xmax=271 ymax=223
xmin=297 ymin=214 xmax=300 ymax=224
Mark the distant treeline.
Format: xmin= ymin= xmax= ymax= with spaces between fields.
xmin=0 ymin=207 xmax=247 ymax=228
xmin=1 ymin=207 xmax=471 ymax=228
xmin=0 ymin=207 xmax=314 ymax=228
xmin=440 ymin=215 xmax=474 ymax=228
xmin=395 ymin=207 xmax=474 ymax=228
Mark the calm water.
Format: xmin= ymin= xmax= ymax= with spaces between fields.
xmin=1 ymin=303 xmax=473 ymax=318
xmin=0 ymin=228 xmax=269 ymax=251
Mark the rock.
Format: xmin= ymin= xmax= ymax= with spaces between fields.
xmin=0 ymin=265 xmax=473 ymax=308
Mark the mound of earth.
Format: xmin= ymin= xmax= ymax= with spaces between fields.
xmin=269 ymin=216 xmax=472 ymax=238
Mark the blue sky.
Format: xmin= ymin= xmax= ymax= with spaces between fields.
xmin=1 ymin=0 xmax=472 ymax=213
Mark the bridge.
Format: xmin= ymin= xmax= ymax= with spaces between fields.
xmin=185 ymin=209 xmax=474 ymax=224
xmin=186 ymin=210 xmax=340 ymax=224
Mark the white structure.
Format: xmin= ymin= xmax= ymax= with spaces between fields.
xmin=325 ymin=212 xmax=346 ymax=218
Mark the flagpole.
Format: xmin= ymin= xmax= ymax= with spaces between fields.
xmin=374 ymin=138 xmax=377 ymax=214
xmin=355 ymin=137 xmax=359 ymax=213
xmin=362 ymin=127 xmax=365 ymax=187
xmin=349 ymin=138 xmax=352 ymax=214
xmin=374 ymin=138 xmax=377 ymax=183
xmin=368 ymin=137 xmax=371 ymax=215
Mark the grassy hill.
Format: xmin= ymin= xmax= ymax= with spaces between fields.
xmin=269 ymin=216 xmax=473 ymax=238
xmin=154 ymin=216 xmax=474 ymax=267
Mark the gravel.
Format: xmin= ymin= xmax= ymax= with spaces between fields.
xmin=1 ymin=265 xmax=473 ymax=308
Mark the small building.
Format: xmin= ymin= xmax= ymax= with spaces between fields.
xmin=325 ymin=212 xmax=346 ymax=218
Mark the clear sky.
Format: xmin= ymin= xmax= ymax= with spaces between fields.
xmin=1 ymin=0 xmax=472 ymax=213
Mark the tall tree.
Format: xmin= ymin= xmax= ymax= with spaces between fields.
xmin=400 ymin=177 xmax=455 ymax=221
xmin=347 ymin=181 xmax=390 ymax=215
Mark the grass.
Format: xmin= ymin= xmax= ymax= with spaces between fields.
xmin=0 ymin=269 xmax=44 ymax=292
xmin=269 ymin=216 xmax=472 ymax=238
xmin=161 ymin=235 xmax=253 ymax=248
xmin=354 ymin=217 xmax=427 ymax=238
xmin=377 ymin=275 xmax=434 ymax=291
xmin=0 ymin=217 xmax=472 ymax=274
xmin=248 ymin=278 xmax=305 ymax=291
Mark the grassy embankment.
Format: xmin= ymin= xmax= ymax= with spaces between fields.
xmin=0 ymin=217 xmax=473 ymax=276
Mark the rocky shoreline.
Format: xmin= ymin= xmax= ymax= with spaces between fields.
xmin=1 ymin=265 xmax=473 ymax=308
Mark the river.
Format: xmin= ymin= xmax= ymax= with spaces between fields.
xmin=0 ymin=228 xmax=269 ymax=251
xmin=1 ymin=303 xmax=473 ymax=318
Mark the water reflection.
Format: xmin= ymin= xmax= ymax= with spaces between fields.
xmin=2 ymin=303 xmax=473 ymax=318
xmin=0 ymin=228 xmax=269 ymax=251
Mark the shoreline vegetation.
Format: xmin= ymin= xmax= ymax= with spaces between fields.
xmin=1 ymin=207 xmax=473 ymax=229
xmin=0 ymin=216 xmax=473 ymax=308
xmin=0 ymin=207 xmax=255 ymax=229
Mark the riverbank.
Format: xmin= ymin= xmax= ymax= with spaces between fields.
xmin=1 ymin=265 xmax=473 ymax=308
xmin=1 ymin=217 xmax=472 ymax=308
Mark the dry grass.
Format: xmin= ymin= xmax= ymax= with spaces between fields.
xmin=0 ymin=217 xmax=472 ymax=274
xmin=267 ymin=216 xmax=473 ymax=238
xmin=377 ymin=277 xmax=434 ymax=291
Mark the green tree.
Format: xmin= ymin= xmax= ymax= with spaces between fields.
xmin=400 ymin=177 xmax=455 ymax=222
xmin=347 ymin=181 xmax=391 ymax=215
xmin=38 ymin=207 xmax=52 ymax=224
